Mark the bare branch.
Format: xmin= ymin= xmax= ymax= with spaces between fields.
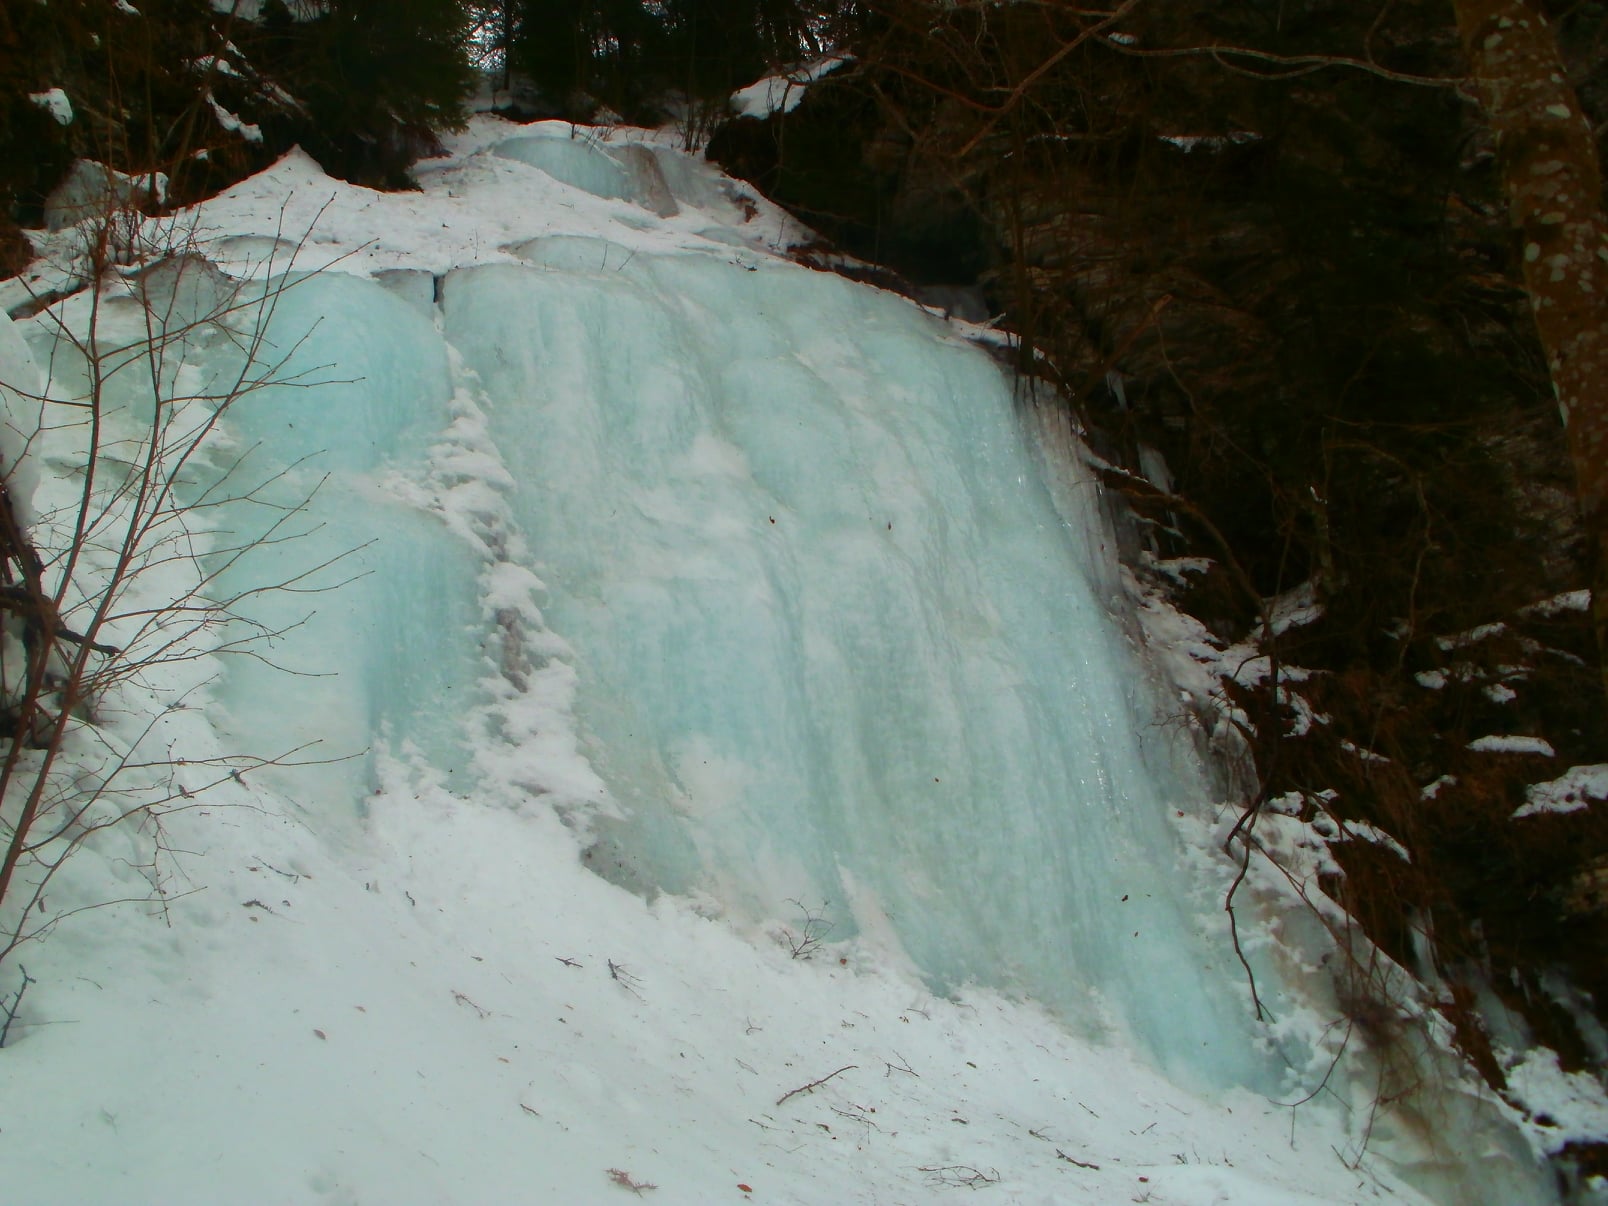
xmin=776 ymin=1064 xmax=857 ymax=1106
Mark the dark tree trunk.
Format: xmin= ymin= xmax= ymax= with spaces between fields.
xmin=1453 ymin=0 xmax=1608 ymax=695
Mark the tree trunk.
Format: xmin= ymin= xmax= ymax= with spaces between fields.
xmin=1452 ymin=0 xmax=1608 ymax=694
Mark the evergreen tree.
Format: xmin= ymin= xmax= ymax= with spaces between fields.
xmin=0 ymin=0 xmax=477 ymax=254
xmin=0 ymin=0 xmax=240 ymax=217
xmin=508 ymin=0 xmax=657 ymax=116
xmin=505 ymin=0 xmax=833 ymax=120
xmin=251 ymin=0 xmax=476 ymax=187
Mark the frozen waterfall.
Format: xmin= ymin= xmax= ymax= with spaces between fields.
xmin=3 ymin=121 xmax=1557 ymax=1204
xmin=440 ymin=249 xmax=1264 ymax=1085
xmin=197 ymin=167 xmax=1271 ymax=1090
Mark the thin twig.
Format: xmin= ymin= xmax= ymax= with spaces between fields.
xmin=776 ymin=1064 xmax=857 ymax=1106
xmin=0 ymin=964 xmax=34 ymax=1047
xmin=1096 ymin=34 xmax=1460 ymax=87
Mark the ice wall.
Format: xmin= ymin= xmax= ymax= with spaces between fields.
xmin=193 ymin=271 xmax=485 ymax=797
xmin=6 ymin=124 xmax=1561 ymax=1204
xmin=438 ymin=245 xmax=1271 ymax=1088
xmin=85 ymin=216 xmax=1274 ymax=1088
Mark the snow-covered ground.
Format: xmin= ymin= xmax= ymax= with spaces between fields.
xmin=0 ymin=118 xmax=1557 ymax=1204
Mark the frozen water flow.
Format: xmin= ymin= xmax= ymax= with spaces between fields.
xmin=496 ymin=132 xmax=632 ymax=202
xmin=207 ymin=272 xmax=485 ymax=793
xmin=142 ymin=234 xmax=1271 ymax=1085
xmin=441 ymin=250 xmax=1268 ymax=1086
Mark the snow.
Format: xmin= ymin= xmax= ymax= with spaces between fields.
xmin=206 ymin=93 xmax=263 ymax=142
xmin=1503 ymin=1047 xmax=1608 ymax=1153
xmin=1468 ymin=735 xmax=1557 ymax=757
xmin=0 ymin=773 xmax=1403 ymax=1204
xmin=1260 ymin=578 xmax=1325 ymax=637
xmin=28 ymin=88 xmax=73 ymax=126
xmin=1340 ymin=739 xmax=1393 ymax=765
xmin=191 ymin=54 xmax=244 ymax=78
xmin=1157 ymin=131 xmax=1262 ymax=153
xmin=1514 ymin=764 xmax=1608 ymax=818
xmin=1345 ymin=822 xmax=1411 ymax=862
xmin=0 ymin=117 xmax=1557 ymax=1204
xmin=39 ymin=159 xmax=169 ymax=231
xmin=1438 ymin=621 xmax=1506 ymax=651
xmin=730 ymin=56 xmax=852 ymax=119
xmin=1519 ymin=588 xmax=1590 ymax=618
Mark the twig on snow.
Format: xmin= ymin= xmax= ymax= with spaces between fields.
xmin=452 ymin=989 xmax=490 ymax=1018
xmin=920 ymin=1164 xmax=1000 ymax=1188
xmin=884 ymin=1051 xmax=918 ymax=1078
xmin=1056 ymin=1149 xmax=1101 ymax=1170
xmin=606 ymin=1168 xmax=657 ymax=1195
xmin=776 ymin=1064 xmax=857 ymax=1106
xmin=607 ymin=959 xmax=644 ymax=1001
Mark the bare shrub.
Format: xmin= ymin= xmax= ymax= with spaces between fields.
xmin=781 ymin=897 xmax=833 ymax=960
xmin=0 ymin=196 xmax=352 ymax=966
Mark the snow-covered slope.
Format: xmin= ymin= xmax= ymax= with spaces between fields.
xmin=0 ymin=119 xmax=1550 ymax=1204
